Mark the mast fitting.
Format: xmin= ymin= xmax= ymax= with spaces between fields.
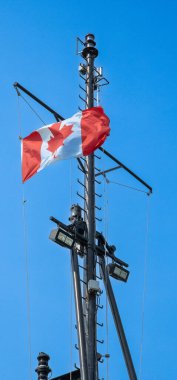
xmin=82 ymin=34 xmax=98 ymax=59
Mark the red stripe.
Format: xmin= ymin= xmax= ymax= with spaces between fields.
xmin=81 ymin=107 xmax=110 ymax=156
xmin=22 ymin=131 xmax=43 ymax=182
xmin=48 ymin=122 xmax=73 ymax=154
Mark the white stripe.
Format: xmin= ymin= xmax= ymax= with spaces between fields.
xmin=37 ymin=111 xmax=82 ymax=173
xmin=38 ymin=126 xmax=54 ymax=171
xmin=54 ymin=111 xmax=82 ymax=160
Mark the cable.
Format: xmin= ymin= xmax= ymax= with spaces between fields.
xmin=105 ymin=178 xmax=150 ymax=195
xmin=103 ymin=172 xmax=110 ymax=380
xmin=22 ymin=197 xmax=33 ymax=380
xmin=16 ymin=89 xmax=47 ymax=126
xmin=16 ymin=92 xmax=33 ymax=380
xmin=69 ymin=254 xmax=73 ymax=380
xmin=139 ymin=196 xmax=151 ymax=379
xmin=69 ymin=159 xmax=74 ymax=380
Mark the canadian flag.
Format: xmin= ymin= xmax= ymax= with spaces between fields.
xmin=22 ymin=106 xmax=110 ymax=182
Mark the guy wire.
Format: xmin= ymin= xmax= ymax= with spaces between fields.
xmin=17 ymin=90 xmax=33 ymax=380
xmin=22 ymin=195 xmax=33 ymax=380
xmin=105 ymin=179 xmax=149 ymax=195
xmin=17 ymin=89 xmax=47 ymax=126
xmin=103 ymin=160 xmax=110 ymax=380
xmin=139 ymin=195 xmax=151 ymax=379
xmin=69 ymin=159 xmax=74 ymax=380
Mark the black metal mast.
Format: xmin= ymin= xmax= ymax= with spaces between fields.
xmin=82 ymin=34 xmax=98 ymax=380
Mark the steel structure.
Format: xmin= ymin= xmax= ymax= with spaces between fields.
xmin=83 ymin=34 xmax=98 ymax=380
xmin=14 ymin=33 xmax=152 ymax=380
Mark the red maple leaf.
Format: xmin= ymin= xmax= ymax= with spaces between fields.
xmin=47 ymin=122 xmax=73 ymax=154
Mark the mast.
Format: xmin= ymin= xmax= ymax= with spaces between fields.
xmin=14 ymin=32 xmax=153 ymax=380
xmin=82 ymin=33 xmax=98 ymax=380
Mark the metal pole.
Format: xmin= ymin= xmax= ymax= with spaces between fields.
xmin=99 ymin=257 xmax=137 ymax=380
xmin=82 ymin=34 xmax=98 ymax=380
xmin=71 ymin=248 xmax=89 ymax=380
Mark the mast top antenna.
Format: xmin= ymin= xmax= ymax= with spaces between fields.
xmin=82 ymin=33 xmax=98 ymax=58
xmin=85 ymin=33 xmax=96 ymax=43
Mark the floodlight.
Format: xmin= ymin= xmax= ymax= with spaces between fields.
xmin=49 ymin=228 xmax=74 ymax=249
xmin=108 ymin=263 xmax=129 ymax=282
xmin=49 ymin=211 xmax=87 ymax=253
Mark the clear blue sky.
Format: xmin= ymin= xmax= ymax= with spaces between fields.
xmin=0 ymin=1 xmax=176 ymax=379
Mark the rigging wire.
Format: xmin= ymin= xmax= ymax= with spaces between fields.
xmin=105 ymin=178 xmax=149 ymax=195
xmin=69 ymin=159 xmax=74 ymax=380
xmin=139 ymin=196 xmax=151 ymax=379
xmin=18 ymin=87 xmax=75 ymax=377
xmin=102 ymin=163 xmax=110 ymax=380
xmin=69 ymin=253 xmax=74 ymax=380
xmin=15 ymin=88 xmax=47 ymax=126
xmin=22 ymin=197 xmax=33 ymax=380
xmin=102 ymin=164 xmax=151 ymax=380
xmin=16 ymin=92 xmax=33 ymax=380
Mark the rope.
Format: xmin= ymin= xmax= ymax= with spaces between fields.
xmin=105 ymin=178 xmax=150 ymax=195
xmin=69 ymin=160 xmax=73 ymax=379
xmin=22 ymin=197 xmax=33 ymax=380
xmin=103 ymin=168 xmax=110 ymax=380
xmin=16 ymin=92 xmax=33 ymax=380
xmin=139 ymin=196 xmax=151 ymax=379
xmin=69 ymin=255 xmax=73 ymax=380
xmin=16 ymin=88 xmax=47 ymax=126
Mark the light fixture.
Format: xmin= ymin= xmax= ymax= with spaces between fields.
xmin=49 ymin=227 xmax=74 ymax=249
xmin=107 ymin=263 xmax=129 ymax=283
xmin=49 ymin=213 xmax=88 ymax=253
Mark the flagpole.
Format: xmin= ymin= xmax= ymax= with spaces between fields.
xmin=82 ymin=34 xmax=98 ymax=380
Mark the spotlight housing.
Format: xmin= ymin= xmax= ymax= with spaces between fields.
xmin=49 ymin=228 xmax=74 ymax=249
xmin=108 ymin=263 xmax=129 ymax=283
